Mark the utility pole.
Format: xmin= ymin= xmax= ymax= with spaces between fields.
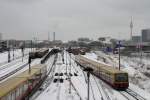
xmin=118 ymin=41 xmax=121 ymax=70
xmin=13 ymin=46 xmax=14 ymax=60
xmin=12 ymin=40 xmax=14 ymax=60
xmin=62 ymin=50 xmax=64 ymax=64
xmin=31 ymin=40 xmax=32 ymax=52
xmin=28 ymin=56 xmax=31 ymax=73
xmin=84 ymin=67 xmax=93 ymax=100
xmin=66 ymin=51 xmax=67 ymax=74
xmin=140 ymin=37 xmax=143 ymax=64
xmin=21 ymin=41 xmax=25 ymax=62
xmin=8 ymin=48 xmax=10 ymax=63
xmin=69 ymin=53 xmax=71 ymax=94
xmin=7 ymin=40 xmax=11 ymax=63
xmin=22 ymin=47 xmax=24 ymax=62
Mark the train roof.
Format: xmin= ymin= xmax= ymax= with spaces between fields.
xmin=15 ymin=64 xmax=46 ymax=78
xmin=15 ymin=68 xmax=40 ymax=78
xmin=32 ymin=64 xmax=46 ymax=69
xmin=77 ymin=55 xmax=127 ymax=74
xmin=38 ymin=48 xmax=49 ymax=52
xmin=91 ymin=59 xmax=124 ymax=74
xmin=0 ymin=64 xmax=46 ymax=98
xmin=0 ymin=77 xmax=27 ymax=98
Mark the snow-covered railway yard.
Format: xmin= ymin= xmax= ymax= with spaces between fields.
xmin=30 ymin=51 xmax=150 ymax=100
xmin=1 ymin=49 xmax=150 ymax=100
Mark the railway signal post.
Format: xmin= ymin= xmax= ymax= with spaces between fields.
xmin=84 ymin=67 xmax=93 ymax=100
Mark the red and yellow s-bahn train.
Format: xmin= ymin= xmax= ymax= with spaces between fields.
xmin=75 ymin=55 xmax=129 ymax=90
xmin=0 ymin=64 xmax=47 ymax=100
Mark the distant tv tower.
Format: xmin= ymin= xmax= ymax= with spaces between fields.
xmin=53 ymin=32 xmax=55 ymax=41
xmin=130 ymin=16 xmax=133 ymax=40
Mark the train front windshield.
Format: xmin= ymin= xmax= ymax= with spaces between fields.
xmin=115 ymin=73 xmax=128 ymax=82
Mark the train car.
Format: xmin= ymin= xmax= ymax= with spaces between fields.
xmin=36 ymin=48 xmax=49 ymax=58
xmin=66 ymin=47 xmax=86 ymax=55
xmin=0 ymin=64 xmax=47 ymax=100
xmin=29 ymin=48 xmax=49 ymax=59
xmin=29 ymin=52 xmax=36 ymax=59
xmin=79 ymin=49 xmax=86 ymax=55
xmin=75 ymin=55 xmax=129 ymax=90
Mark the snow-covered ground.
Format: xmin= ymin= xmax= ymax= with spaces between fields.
xmin=0 ymin=48 xmax=31 ymax=65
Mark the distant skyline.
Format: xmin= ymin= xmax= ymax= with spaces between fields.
xmin=0 ymin=0 xmax=150 ymax=41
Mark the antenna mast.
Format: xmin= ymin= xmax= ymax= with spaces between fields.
xmin=130 ymin=16 xmax=133 ymax=40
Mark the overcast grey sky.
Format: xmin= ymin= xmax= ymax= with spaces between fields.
xmin=0 ymin=0 xmax=150 ymax=41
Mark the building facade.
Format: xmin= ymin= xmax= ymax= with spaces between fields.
xmin=132 ymin=36 xmax=141 ymax=43
xmin=142 ymin=29 xmax=150 ymax=42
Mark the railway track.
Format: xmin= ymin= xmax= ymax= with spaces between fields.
xmin=70 ymin=55 xmax=110 ymax=100
xmin=70 ymin=54 xmax=109 ymax=100
xmin=119 ymin=88 xmax=147 ymax=100
xmin=0 ymin=62 xmax=28 ymax=81
xmin=0 ymin=55 xmax=28 ymax=71
xmin=70 ymin=81 xmax=83 ymax=100
xmin=126 ymin=88 xmax=146 ymax=100
xmin=71 ymin=53 xmax=148 ymax=100
xmin=120 ymin=91 xmax=135 ymax=100
xmin=29 ymin=54 xmax=57 ymax=100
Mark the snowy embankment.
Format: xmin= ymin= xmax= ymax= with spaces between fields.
xmin=120 ymin=56 xmax=150 ymax=93
xmin=0 ymin=48 xmax=31 ymax=65
xmin=84 ymin=51 xmax=150 ymax=99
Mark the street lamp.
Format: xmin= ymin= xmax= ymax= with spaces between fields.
xmin=83 ymin=67 xmax=93 ymax=100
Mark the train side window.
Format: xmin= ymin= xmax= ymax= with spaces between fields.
xmin=1 ymin=96 xmax=6 ymax=100
xmin=6 ymin=93 xmax=11 ymax=100
xmin=3 ymin=95 xmax=8 ymax=100
xmin=24 ymin=83 xmax=28 ymax=91
xmin=10 ymin=92 xmax=13 ymax=100
xmin=19 ymin=86 xmax=23 ymax=96
xmin=22 ymin=84 xmax=25 ymax=93
xmin=21 ymin=84 xmax=24 ymax=93
xmin=12 ymin=90 xmax=16 ymax=100
xmin=16 ymin=88 xmax=20 ymax=98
